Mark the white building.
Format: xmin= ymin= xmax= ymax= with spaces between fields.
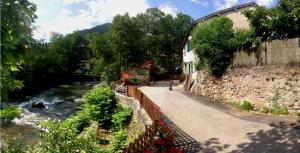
xmin=182 ymin=2 xmax=257 ymax=81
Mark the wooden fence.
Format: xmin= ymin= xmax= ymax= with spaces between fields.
xmin=124 ymin=120 xmax=162 ymax=153
xmin=127 ymin=86 xmax=161 ymax=121
xmin=124 ymin=86 xmax=164 ymax=152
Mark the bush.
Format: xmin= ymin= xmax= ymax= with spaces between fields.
xmin=0 ymin=105 xmax=21 ymax=122
xmin=0 ymin=136 xmax=26 ymax=153
xmin=260 ymin=105 xmax=289 ymax=115
xmin=35 ymin=120 xmax=102 ymax=153
xmin=136 ymin=69 xmax=148 ymax=75
xmin=63 ymin=110 xmax=91 ymax=133
xmin=230 ymin=100 xmax=254 ymax=111
xmin=270 ymin=106 xmax=289 ymax=115
xmin=239 ymin=101 xmax=254 ymax=111
xmin=83 ymin=87 xmax=117 ymax=128
xmin=112 ymin=106 xmax=133 ymax=130
xmin=260 ymin=106 xmax=270 ymax=113
xmin=107 ymin=130 xmax=128 ymax=153
xmin=192 ymin=17 xmax=236 ymax=76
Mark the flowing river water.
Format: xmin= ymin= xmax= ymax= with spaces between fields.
xmin=0 ymin=81 xmax=99 ymax=146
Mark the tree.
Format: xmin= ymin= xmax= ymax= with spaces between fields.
xmin=244 ymin=0 xmax=300 ymax=41
xmin=88 ymin=8 xmax=193 ymax=82
xmin=133 ymin=9 xmax=193 ymax=73
xmin=1 ymin=0 xmax=37 ymax=101
xmin=108 ymin=13 xmax=145 ymax=68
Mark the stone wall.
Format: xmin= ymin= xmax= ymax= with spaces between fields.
xmin=115 ymin=92 xmax=152 ymax=126
xmin=192 ymin=66 xmax=300 ymax=113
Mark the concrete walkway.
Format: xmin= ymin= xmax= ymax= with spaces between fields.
xmin=139 ymin=85 xmax=300 ymax=153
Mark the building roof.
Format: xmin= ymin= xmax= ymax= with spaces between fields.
xmin=181 ymin=2 xmax=258 ymax=49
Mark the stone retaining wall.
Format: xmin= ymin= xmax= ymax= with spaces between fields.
xmin=115 ymin=92 xmax=152 ymax=126
xmin=192 ymin=66 xmax=300 ymax=113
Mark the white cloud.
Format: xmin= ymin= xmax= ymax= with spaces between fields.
xmin=32 ymin=0 xmax=150 ymax=40
xmin=255 ymin=0 xmax=274 ymax=6
xmin=33 ymin=8 xmax=94 ymax=40
xmin=63 ymin=0 xmax=86 ymax=5
xmin=189 ymin=0 xmax=209 ymax=7
xmin=159 ymin=2 xmax=178 ymax=17
xmin=213 ymin=0 xmax=239 ymax=10
xmin=87 ymin=0 xmax=150 ymax=23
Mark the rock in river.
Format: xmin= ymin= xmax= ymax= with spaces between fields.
xmin=31 ymin=102 xmax=45 ymax=109
xmin=74 ymin=98 xmax=83 ymax=103
xmin=65 ymin=96 xmax=77 ymax=102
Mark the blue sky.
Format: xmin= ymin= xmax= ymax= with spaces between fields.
xmin=30 ymin=0 xmax=277 ymax=40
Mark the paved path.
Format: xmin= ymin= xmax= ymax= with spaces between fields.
xmin=139 ymin=86 xmax=300 ymax=153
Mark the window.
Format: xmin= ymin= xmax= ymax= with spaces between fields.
xmin=187 ymin=40 xmax=192 ymax=52
xmin=188 ymin=62 xmax=193 ymax=74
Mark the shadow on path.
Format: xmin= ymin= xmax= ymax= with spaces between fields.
xmin=162 ymin=114 xmax=300 ymax=153
xmin=231 ymin=120 xmax=300 ymax=153
xmin=161 ymin=114 xmax=231 ymax=153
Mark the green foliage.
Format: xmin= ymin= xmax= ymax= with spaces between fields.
xmin=244 ymin=0 xmax=300 ymax=41
xmin=136 ymin=69 xmax=149 ymax=75
xmin=89 ymin=9 xmax=193 ymax=82
xmin=192 ymin=17 xmax=236 ymax=76
xmin=239 ymin=101 xmax=254 ymax=111
xmin=232 ymin=29 xmax=260 ymax=49
xmin=269 ymin=106 xmax=289 ymax=115
xmin=112 ymin=106 xmax=133 ymax=130
xmin=260 ymin=90 xmax=289 ymax=115
xmin=63 ymin=110 xmax=91 ymax=133
xmin=230 ymin=100 xmax=254 ymax=111
xmin=83 ymin=87 xmax=117 ymax=128
xmin=0 ymin=105 xmax=21 ymax=122
xmin=0 ymin=136 xmax=26 ymax=153
xmin=260 ymin=106 xmax=270 ymax=113
xmin=1 ymin=0 xmax=37 ymax=101
xmin=35 ymin=120 xmax=102 ymax=153
xmin=107 ymin=130 xmax=128 ymax=153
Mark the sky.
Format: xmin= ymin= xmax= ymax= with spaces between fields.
xmin=30 ymin=0 xmax=277 ymax=40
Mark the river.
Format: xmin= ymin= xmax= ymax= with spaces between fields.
xmin=0 ymin=81 xmax=99 ymax=146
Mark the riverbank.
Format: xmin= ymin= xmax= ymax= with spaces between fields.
xmin=0 ymin=81 xmax=98 ymax=147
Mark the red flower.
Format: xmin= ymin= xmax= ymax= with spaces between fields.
xmin=159 ymin=119 xmax=165 ymax=126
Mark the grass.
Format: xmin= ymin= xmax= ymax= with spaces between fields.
xmin=229 ymin=100 xmax=254 ymax=111
xmin=260 ymin=89 xmax=290 ymax=115
xmin=260 ymin=105 xmax=289 ymax=115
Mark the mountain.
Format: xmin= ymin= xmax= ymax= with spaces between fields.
xmin=79 ymin=23 xmax=111 ymax=35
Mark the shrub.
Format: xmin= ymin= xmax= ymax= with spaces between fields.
xmin=239 ymin=101 xmax=254 ymax=111
xmin=192 ymin=17 xmax=236 ymax=76
xmin=260 ymin=105 xmax=289 ymax=115
xmin=229 ymin=100 xmax=254 ymax=111
xmin=270 ymin=106 xmax=289 ymax=115
xmin=112 ymin=106 xmax=133 ymax=130
xmin=0 ymin=105 xmax=21 ymax=122
xmin=83 ymin=87 xmax=117 ymax=128
xmin=0 ymin=136 xmax=26 ymax=153
xmin=137 ymin=69 xmax=148 ymax=75
xmin=107 ymin=130 xmax=128 ymax=153
xmin=36 ymin=120 xmax=102 ymax=153
xmin=260 ymin=106 xmax=270 ymax=113
xmin=63 ymin=110 xmax=91 ymax=133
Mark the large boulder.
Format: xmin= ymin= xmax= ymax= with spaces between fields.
xmin=31 ymin=102 xmax=45 ymax=109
